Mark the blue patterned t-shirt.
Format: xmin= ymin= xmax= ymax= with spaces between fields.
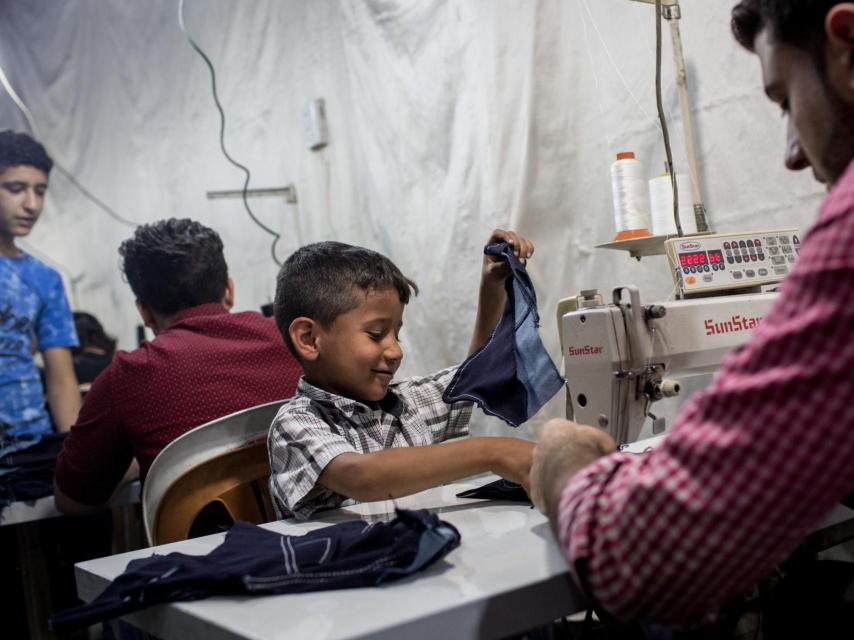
xmin=0 ymin=253 xmax=78 ymax=438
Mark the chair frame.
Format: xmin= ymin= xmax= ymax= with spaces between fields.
xmin=141 ymin=399 xmax=286 ymax=546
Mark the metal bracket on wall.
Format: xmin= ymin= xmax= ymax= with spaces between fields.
xmin=206 ymin=185 xmax=298 ymax=204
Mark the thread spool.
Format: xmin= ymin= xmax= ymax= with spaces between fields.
xmin=610 ymin=151 xmax=652 ymax=241
xmin=649 ymin=173 xmax=697 ymax=236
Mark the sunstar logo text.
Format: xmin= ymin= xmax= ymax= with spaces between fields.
xmin=679 ymin=241 xmax=701 ymax=251
xmin=567 ymin=344 xmax=604 ymax=357
xmin=704 ymin=314 xmax=763 ymax=336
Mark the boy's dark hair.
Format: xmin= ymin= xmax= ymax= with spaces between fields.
xmin=0 ymin=130 xmax=53 ymax=174
xmin=731 ymin=1 xmax=840 ymax=53
xmin=274 ymin=241 xmax=418 ymax=358
xmin=72 ymin=311 xmax=117 ymax=356
xmin=118 ymin=218 xmax=229 ymax=316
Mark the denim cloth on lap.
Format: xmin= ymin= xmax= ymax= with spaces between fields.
xmin=49 ymin=508 xmax=461 ymax=633
xmin=443 ymin=242 xmax=564 ymax=426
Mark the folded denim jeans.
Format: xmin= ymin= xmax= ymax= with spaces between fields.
xmin=49 ymin=508 xmax=460 ymax=633
xmin=443 ymin=242 xmax=564 ymax=426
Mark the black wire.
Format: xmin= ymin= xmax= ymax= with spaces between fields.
xmin=178 ymin=0 xmax=283 ymax=267
xmin=655 ymin=0 xmax=683 ymax=237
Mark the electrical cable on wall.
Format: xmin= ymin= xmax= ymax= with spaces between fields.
xmin=654 ymin=0 xmax=682 ymax=237
xmin=0 ymin=63 xmax=140 ymax=229
xmin=178 ymin=0 xmax=283 ymax=267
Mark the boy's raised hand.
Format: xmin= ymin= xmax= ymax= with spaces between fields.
xmin=481 ymin=228 xmax=535 ymax=287
xmin=468 ymin=229 xmax=536 ymax=356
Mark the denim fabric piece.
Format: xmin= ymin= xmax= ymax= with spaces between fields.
xmin=49 ymin=508 xmax=460 ymax=633
xmin=443 ymin=242 xmax=564 ymax=426
xmin=456 ymin=479 xmax=531 ymax=504
xmin=0 ymin=431 xmax=64 ymax=509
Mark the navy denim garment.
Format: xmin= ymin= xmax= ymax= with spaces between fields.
xmin=0 ymin=431 xmax=65 ymax=509
xmin=49 ymin=508 xmax=460 ymax=633
xmin=443 ymin=242 xmax=564 ymax=426
xmin=456 ymin=479 xmax=531 ymax=504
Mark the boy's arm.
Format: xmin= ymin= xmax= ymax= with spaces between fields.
xmin=42 ymin=347 xmax=81 ymax=432
xmin=468 ymin=229 xmax=534 ymax=356
xmin=318 ymin=436 xmax=533 ymax=501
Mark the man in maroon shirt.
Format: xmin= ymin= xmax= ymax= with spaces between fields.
xmin=530 ymin=0 xmax=854 ymax=634
xmin=54 ymin=219 xmax=302 ymax=514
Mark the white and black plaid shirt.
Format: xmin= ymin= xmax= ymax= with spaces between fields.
xmin=268 ymin=366 xmax=472 ymax=520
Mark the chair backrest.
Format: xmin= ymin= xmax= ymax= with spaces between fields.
xmin=142 ymin=399 xmax=287 ymax=546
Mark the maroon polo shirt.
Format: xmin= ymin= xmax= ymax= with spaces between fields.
xmin=55 ymin=303 xmax=302 ymax=505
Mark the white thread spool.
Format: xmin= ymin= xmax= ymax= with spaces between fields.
xmin=610 ymin=151 xmax=651 ymax=240
xmin=649 ymin=173 xmax=697 ymax=235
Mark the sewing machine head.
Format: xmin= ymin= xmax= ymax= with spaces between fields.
xmin=558 ymin=285 xmax=777 ymax=444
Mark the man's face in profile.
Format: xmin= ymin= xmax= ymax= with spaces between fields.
xmin=754 ymin=22 xmax=854 ymax=187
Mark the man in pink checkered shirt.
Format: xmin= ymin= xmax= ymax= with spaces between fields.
xmin=530 ymin=0 xmax=854 ymax=633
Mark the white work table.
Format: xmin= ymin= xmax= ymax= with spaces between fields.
xmin=74 ymin=478 xmax=586 ymax=640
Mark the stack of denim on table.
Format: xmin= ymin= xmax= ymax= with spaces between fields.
xmin=443 ymin=241 xmax=564 ymax=427
xmin=0 ymin=431 xmax=66 ymax=510
xmin=49 ymin=508 xmax=461 ymax=632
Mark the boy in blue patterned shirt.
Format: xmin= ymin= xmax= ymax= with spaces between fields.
xmin=269 ymin=229 xmax=536 ymax=519
xmin=0 ymin=131 xmax=80 ymax=444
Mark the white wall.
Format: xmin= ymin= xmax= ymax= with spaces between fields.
xmin=0 ymin=0 xmax=824 ymax=433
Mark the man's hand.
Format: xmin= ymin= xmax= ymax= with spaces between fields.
xmin=530 ymin=419 xmax=616 ymax=528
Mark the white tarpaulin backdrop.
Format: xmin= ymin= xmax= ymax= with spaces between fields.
xmin=0 ymin=0 xmax=825 ymax=434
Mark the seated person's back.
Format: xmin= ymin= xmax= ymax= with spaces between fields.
xmin=54 ymin=219 xmax=302 ymax=512
xmin=70 ymin=311 xmax=116 ymax=386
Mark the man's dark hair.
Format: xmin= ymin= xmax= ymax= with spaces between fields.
xmin=119 ymin=218 xmax=229 ymax=316
xmin=72 ymin=311 xmax=117 ymax=356
xmin=274 ymin=241 xmax=418 ymax=358
xmin=731 ymin=1 xmax=840 ymax=53
xmin=0 ymin=130 xmax=53 ymax=174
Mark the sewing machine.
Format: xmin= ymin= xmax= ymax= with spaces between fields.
xmin=558 ymin=228 xmax=800 ymax=444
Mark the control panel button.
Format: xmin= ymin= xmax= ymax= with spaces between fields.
xmin=772 ymin=256 xmax=785 ymax=265
xmin=773 ymin=266 xmax=787 ymax=275
xmin=765 ymin=237 xmax=777 ymax=246
xmin=703 ymin=274 xmax=713 ymax=282
xmin=793 ymin=235 xmax=800 ymax=244
xmin=787 ymin=256 xmax=795 ymax=263
xmin=758 ymin=268 xmax=768 ymax=276
xmin=727 ymin=256 xmax=734 ymax=264
xmin=685 ymin=276 xmax=696 ymax=285
xmin=745 ymin=269 xmax=756 ymax=277
xmin=779 ymin=236 xmax=790 ymax=245
xmin=733 ymin=272 xmax=743 ymax=280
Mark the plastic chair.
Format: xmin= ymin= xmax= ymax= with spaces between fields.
xmin=141 ymin=399 xmax=287 ymax=546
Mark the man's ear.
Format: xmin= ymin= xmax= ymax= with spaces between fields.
xmin=289 ymin=317 xmax=321 ymax=362
xmin=222 ymin=277 xmax=235 ymax=310
xmin=826 ymin=4 xmax=854 ymax=96
xmin=136 ymin=301 xmax=156 ymax=330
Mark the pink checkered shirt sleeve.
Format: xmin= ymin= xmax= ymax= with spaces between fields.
xmin=556 ymin=163 xmax=854 ymax=625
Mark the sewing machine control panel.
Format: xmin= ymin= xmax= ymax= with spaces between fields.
xmin=665 ymin=228 xmax=800 ymax=295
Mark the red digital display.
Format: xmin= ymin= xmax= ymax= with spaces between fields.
xmin=679 ymin=251 xmax=707 ymax=266
xmin=707 ymin=249 xmax=723 ymax=264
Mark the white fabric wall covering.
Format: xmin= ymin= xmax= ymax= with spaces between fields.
xmin=0 ymin=1 xmax=824 ymax=434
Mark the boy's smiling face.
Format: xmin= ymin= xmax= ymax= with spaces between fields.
xmin=0 ymin=165 xmax=49 ymax=244
xmin=310 ymin=286 xmax=405 ymax=403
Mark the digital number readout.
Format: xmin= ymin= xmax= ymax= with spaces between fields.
xmin=679 ymin=251 xmax=707 ymax=266
xmin=707 ymin=249 xmax=723 ymax=264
